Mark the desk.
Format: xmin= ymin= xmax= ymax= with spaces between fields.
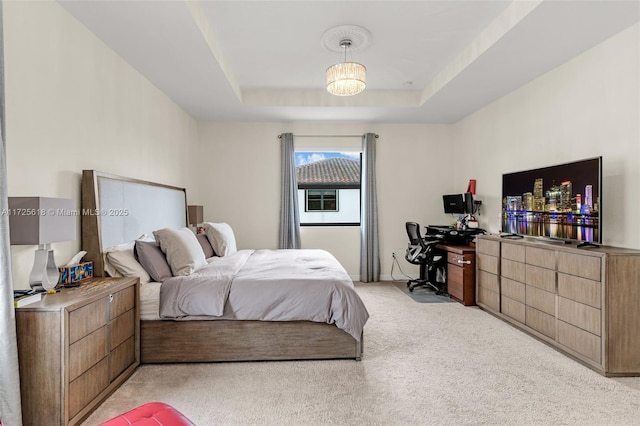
xmin=438 ymin=243 xmax=476 ymax=306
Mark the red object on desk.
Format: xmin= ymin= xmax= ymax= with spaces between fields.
xmin=467 ymin=179 xmax=476 ymax=195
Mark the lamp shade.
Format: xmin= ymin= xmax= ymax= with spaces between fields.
xmin=188 ymin=205 xmax=203 ymax=225
xmin=8 ymin=197 xmax=77 ymax=245
xmin=326 ymin=62 xmax=366 ymax=96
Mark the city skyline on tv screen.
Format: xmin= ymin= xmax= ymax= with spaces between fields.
xmin=501 ymin=157 xmax=602 ymax=243
xmin=502 ymin=157 xmax=600 ymax=212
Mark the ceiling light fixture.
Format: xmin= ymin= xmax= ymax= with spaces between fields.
xmin=326 ymin=39 xmax=366 ymax=96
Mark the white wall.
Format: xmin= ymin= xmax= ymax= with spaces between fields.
xmin=452 ymin=22 xmax=640 ymax=250
xmin=4 ymin=1 xmax=199 ymax=288
xmin=196 ymin=122 xmax=453 ymax=279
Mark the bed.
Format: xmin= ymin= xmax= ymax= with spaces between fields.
xmin=81 ymin=170 xmax=368 ymax=363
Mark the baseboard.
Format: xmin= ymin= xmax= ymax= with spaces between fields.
xmin=354 ymin=275 xmax=417 ymax=282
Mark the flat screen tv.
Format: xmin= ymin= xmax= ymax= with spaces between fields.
xmin=501 ymin=157 xmax=602 ymax=244
xmin=443 ymin=194 xmax=465 ymax=214
xmin=501 ymin=156 xmax=602 ymax=244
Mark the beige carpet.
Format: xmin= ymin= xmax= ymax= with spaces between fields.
xmin=82 ymin=282 xmax=640 ymax=425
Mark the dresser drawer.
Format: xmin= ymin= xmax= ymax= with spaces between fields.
xmin=558 ymin=273 xmax=601 ymax=309
xmin=68 ymin=326 xmax=108 ymax=382
xmin=502 ymin=242 xmax=525 ymax=262
xmin=526 ymin=306 xmax=556 ymax=339
xmin=477 ymin=253 xmax=499 ymax=274
xmin=558 ymin=320 xmax=601 ymax=364
xmin=557 ymin=252 xmax=602 ymax=281
xmin=478 ymin=286 xmax=500 ymax=311
xmin=477 ymin=238 xmax=500 ymax=257
xmin=69 ymin=298 xmax=108 ymax=344
xmin=111 ymin=286 xmax=136 ymax=318
xmin=501 ymin=259 xmax=525 ymax=282
xmin=110 ymin=336 xmax=136 ymax=381
xmin=68 ymin=357 xmax=109 ymax=418
xmin=111 ymin=308 xmax=135 ymax=349
xmin=558 ymin=297 xmax=601 ymax=336
xmin=501 ymin=296 xmax=525 ymax=323
xmin=525 ymin=246 xmax=556 ymax=269
xmin=478 ymin=270 xmax=499 ymax=293
xmin=525 ymin=264 xmax=556 ymax=293
xmin=501 ymin=277 xmax=525 ymax=303
xmin=526 ymin=285 xmax=555 ymax=316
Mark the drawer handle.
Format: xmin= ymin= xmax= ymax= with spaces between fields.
xmin=457 ymin=260 xmax=472 ymax=264
xmin=109 ymin=294 xmax=114 ymax=303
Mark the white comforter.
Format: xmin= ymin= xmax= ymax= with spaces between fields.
xmin=159 ymin=249 xmax=369 ymax=340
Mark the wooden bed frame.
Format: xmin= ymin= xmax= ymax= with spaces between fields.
xmin=81 ymin=170 xmax=363 ymax=363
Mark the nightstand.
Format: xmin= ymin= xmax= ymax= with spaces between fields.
xmin=15 ymin=276 xmax=140 ymax=426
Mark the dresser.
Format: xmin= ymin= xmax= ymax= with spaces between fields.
xmin=476 ymin=235 xmax=640 ymax=376
xmin=15 ymin=277 xmax=140 ymax=426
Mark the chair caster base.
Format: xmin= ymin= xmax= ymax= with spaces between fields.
xmin=407 ymin=279 xmax=442 ymax=294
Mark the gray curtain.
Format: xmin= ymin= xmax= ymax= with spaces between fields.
xmin=279 ymin=133 xmax=301 ymax=249
xmin=0 ymin=2 xmax=24 ymax=424
xmin=360 ymin=133 xmax=380 ymax=282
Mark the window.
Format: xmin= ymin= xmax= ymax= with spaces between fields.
xmin=296 ymin=151 xmax=361 ymax=225
xmin=306 ymin=189 xmax=337 ymax=211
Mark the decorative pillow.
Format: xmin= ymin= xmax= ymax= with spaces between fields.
xmin=203 ymin=222 xmax=237 ymax=256
xmin=153 ymin=227 xmax=207 ymax=276
xmin=196 ymin=234 xmax=216 ymax=258
xmin=105 ymin=241 xmax=151 ymax=284
xmin=134 ymin=240 xmax=173 ymax=282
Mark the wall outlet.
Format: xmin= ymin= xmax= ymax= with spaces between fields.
xmin=391 ymin=248 xmax=407 ymax=261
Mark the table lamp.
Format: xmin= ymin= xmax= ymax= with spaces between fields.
xmin=188 ymin=205 xmax=204 ymax=234
xmin=8 ymin=197 xmax=77 ymax=292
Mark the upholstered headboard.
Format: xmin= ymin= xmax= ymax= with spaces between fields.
xmin=81 ymin=170 xmax=188 ymax=276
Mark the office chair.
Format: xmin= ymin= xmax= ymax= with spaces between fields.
xmin=404 ymin=222 xmax=446 ymax=294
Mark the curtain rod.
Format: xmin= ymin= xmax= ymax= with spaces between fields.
xmin=277 ymin=134 xmax=378 ymax=139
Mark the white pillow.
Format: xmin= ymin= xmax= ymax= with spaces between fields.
xmin=153 ymin=227 xmax=207 ymax=276
xmin=105 ymin=241 xmax=151 ymax=284
xmin=203 ymin=222 xmax=237 ymax=256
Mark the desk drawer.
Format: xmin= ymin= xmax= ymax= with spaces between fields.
xmin=448 ymin=252 xmax=474 ymax=267
xmin=448 ymin=265 xmax=463 ymax=301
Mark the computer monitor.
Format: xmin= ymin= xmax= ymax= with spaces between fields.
xmin=464 ymin=192 xmax=474 ymax=215
xmin=443 ymin=194 xmax=465 ymax=214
